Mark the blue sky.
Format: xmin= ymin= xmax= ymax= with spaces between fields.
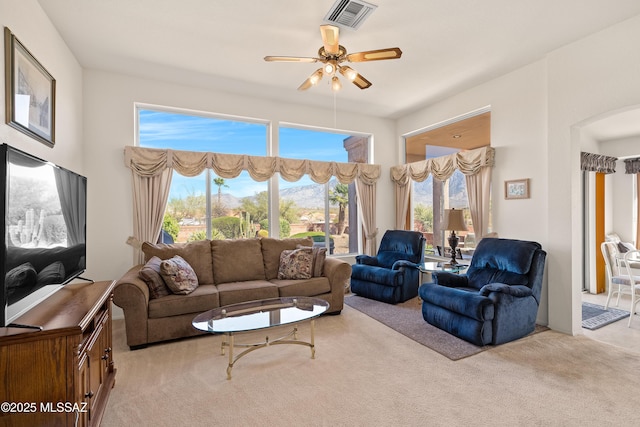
xmin=138 ymin=109 xmax=350 ymax=199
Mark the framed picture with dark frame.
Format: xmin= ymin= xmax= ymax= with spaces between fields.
xmin=504 ymin=178 xmax=530 ymax=199
xmin=4 ymin=27 xmax=56 ymax=147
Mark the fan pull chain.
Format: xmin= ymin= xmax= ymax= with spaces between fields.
xmin=333 ymin=91 xmax=337 ymax=129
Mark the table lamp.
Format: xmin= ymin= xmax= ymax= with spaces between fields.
xmin=442 ymin=208 xmax=467 ymax=265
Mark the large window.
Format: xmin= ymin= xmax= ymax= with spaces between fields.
xmin=405 ymin=112 xmax=491 ymax=254
xmin=138 ymin=108 xmax=268 ymax=242
xmin=279 ymin=126 xmax=356 ymax=254
xmin=137 ymin=107 xmax=366 ymax=254
xmin=412 ymin=147 xmax=471 ymax=252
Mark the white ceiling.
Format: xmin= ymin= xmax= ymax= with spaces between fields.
xmin=38 ymin=0 xmax=640 ymax=130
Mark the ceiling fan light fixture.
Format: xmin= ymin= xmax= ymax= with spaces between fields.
xmin=324 ymin=61 xmax=337 ymax=75
xmin=331 ymin=76 xmax=342 ymax=92
xmin=339 ymin=65 xmax=358 ymax=81
xmin=309 ymin=68 xmax=324 ymax=85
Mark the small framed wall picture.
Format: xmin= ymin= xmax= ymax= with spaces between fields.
xmin=4 ymin=27 xmax=56 ymax=147
xmin=504 ymin=178 xmax=530 ymax=199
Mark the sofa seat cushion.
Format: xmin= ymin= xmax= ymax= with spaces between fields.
xmin=351 ymin=264 xmax=403 ymax=287
xmin=211 ymin=239 xmax=266 ymax=284
xmin=261 ymin=237 xmax=314 ymax=280
xmin=142 ymin=240 xmax=214 ymax=286
xmin=270 ymin=277 xmax=331 ymax=297
xmin=216 ymin=280 xmax=279 ymax=306
xmin=148 ymin=284 xmax=220 ymax=319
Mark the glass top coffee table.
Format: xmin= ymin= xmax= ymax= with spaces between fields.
xmin=192 ymin=296 xmax=329 ymax=379
xmin=420 ymin=261 xmax=468 ymax=274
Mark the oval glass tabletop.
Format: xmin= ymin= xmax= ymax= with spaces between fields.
xmin=192 ymin=296 xmax=329 ymax=334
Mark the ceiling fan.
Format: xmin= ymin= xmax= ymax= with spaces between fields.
xmin=264 ymin=24 xmax=402 ymax=92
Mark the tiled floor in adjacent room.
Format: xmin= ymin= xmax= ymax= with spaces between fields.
xmin=581 ymin=291 xmax=640 ymax=354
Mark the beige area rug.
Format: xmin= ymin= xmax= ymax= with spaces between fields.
xmin=344 ymin=295 xmax=548 ymax=360
xmin=345 ymin=295 xmax=484 ymax=360
xmin=103 ymin=305 xmax=640 ymax=426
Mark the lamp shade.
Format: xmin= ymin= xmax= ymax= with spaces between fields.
xmin=442 ymin=208 xmax=468 ymax=231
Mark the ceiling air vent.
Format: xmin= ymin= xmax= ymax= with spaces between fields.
xmin=323 ymin=0 xmax=377 ymax=30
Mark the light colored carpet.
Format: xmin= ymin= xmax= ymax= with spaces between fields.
xmin=102 ymin=304 xmax=640 ymax=426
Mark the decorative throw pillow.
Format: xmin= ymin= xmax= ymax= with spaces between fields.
xmin=160 ymin=255 xmax=199 ymax=295
xmin=278 ymin=248 xmax=313 ymax=280
xmin=139 ymin=256 xmax=171 ymax=299
xmin=297 ymin=245 xmax=327 ymax=277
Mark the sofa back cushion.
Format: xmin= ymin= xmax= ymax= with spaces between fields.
xmin=261 ymin=237 xmax=314 ymax=280
xmin=141 ymin=240 xmax=214 ymax=286
xmin=211 ymin=238 xmax=266 ymax=284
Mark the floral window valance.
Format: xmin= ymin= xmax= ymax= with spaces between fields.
xmin=390 ymin=146 xmax=495 ymax=184
xmin=124 ymin=146 xmax=381 ymax=185
xmin=580 ymin=152 xmax=617 ymax=174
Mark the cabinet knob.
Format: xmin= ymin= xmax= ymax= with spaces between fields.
xmin=104 ymin=347 xmax=112 ymax=353
xmin=84 ymin=391 xmax=94 ymax=399
xmin=101 ymin=355 xmax=109 ymax=360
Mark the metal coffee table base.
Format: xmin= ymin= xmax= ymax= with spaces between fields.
xmin=221 ymin=319 xmax=317 ymax=380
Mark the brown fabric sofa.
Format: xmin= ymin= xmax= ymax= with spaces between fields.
xmin=113 ymin=237 xmax=351 ymax=349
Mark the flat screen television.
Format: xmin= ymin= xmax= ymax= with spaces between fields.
xmin=1 ymin=144 xmax=87 ymax=327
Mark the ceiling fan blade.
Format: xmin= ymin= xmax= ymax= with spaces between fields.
xmin=346 ymin=48 xmax=403 ymax=62
xmin=320 ymin=24 xmax=340 ymax=56
xmin=264 ymin=56 xmax=318 ymax=63
xmin=352 ymin=73 xmax=372 ymax=90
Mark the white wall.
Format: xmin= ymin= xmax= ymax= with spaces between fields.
xmin=0 ymin=0 xmax=84 ymax=169
xmin=82 ymin=70 xmax=397 ymax=286
xmin=548 ymin=14 xmax=640 ymax=334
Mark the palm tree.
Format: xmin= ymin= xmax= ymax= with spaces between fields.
xmin=329 ymin=183 xmax=349 ymax=235
xmin=213 ymin=177 xmax=228 ymax=205
xmin=213 ymin=177 xmax=229 ymax=217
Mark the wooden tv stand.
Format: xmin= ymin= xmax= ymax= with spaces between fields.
xmin=0 ymin=280 xmax=116 ymax=427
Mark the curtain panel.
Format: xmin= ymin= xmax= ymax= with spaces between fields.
xmin=625 ymin=157 xmax=640 ymax=247
xmin=580 ymin=152 xmax=617 ymax=174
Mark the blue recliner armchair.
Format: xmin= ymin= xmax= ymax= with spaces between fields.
xmin=350 ymin=230 xmax=425 ymax=304
xmin=419 ymin=238 xmax=546 ymax=346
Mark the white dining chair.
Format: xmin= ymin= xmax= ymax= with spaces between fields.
xmin=623 ymin=249 xmax=640 ymax=327
xmin=601 ymin=242 xmax=633 ymax=310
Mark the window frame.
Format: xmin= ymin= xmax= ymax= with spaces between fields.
xmin=135 ymin=104 xmax=370 ymax=256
